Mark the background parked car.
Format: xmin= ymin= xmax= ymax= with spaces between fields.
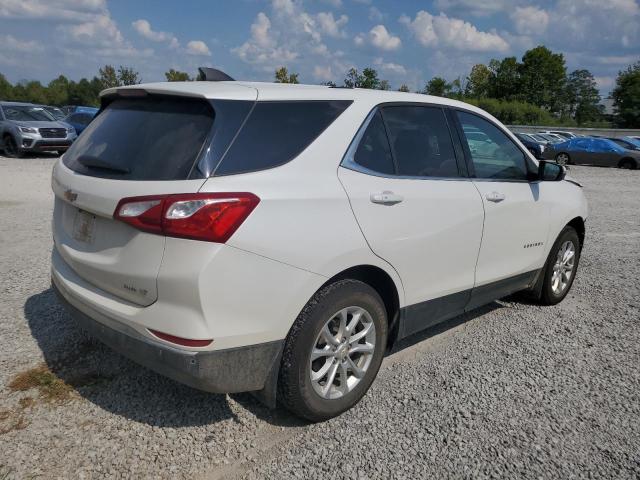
xmin=39 ymin=105 xmax=66 ymax=121
xmin=539 ymin=130 xmax=576 ymax=139
xmin=546 ymin=137 xmax=639 ymax=169
xmin=607 ymin=136 xmax=640 ymax=151
xmin=63 ymin=110 xmax=97 ymax=135
xmin=514 ymin=132 xmax=545 ymax=159
xmin=538 ymin=132 xmax=566 ymax=143
xmin=0 ymin=101 xmax=77 ymax=158
xmin=61 ymin=105 xmax=99 ymax=116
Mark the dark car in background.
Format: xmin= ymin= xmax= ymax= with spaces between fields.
xmin=546 ymin=137 xmax=639 ymax=169
xmin=40 ymin=105 xmax=66 ymax=121
xmin=63 ymin=110 xmax=97 ymax=135
xmin=514 ymin=132 xmax=545 ymax=159
xmin=607 ymin=137 xmax=640 ymax=151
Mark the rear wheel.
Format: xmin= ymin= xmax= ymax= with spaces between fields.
xmin=619 ymin=158 xmax=636 ymax=170
xmin=3 ymin=135 xmax=24 ymax=158
xmin=555 ymin=153 xmax=570 ymax=166
xmin=536 ymin=226 xmax=581 ymax=305
xmin=278 ymin=279 xmax=387 ymax=421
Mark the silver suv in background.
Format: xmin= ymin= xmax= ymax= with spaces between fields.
xmin=0 ymin=101 xmax=77 ymax=158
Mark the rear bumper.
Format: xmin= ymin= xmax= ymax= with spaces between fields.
xmin=52 ymin=277 xmax=283 ymax=393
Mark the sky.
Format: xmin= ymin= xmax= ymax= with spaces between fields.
xmin=0 ymin=0 xmax=638 ymax=96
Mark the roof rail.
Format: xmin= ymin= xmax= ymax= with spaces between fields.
xmin=197 ymin=67 xmax=234 ymax=82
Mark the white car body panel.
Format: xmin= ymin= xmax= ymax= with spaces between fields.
xmin=338 ymin=167 xmax=484 ymax=305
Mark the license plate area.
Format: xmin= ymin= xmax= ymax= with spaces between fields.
xmin=72 ymin=209 xmax=96 ymax=244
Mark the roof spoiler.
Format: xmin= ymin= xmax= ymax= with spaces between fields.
xmin=197 ymin=67 xmax=234 ymax=82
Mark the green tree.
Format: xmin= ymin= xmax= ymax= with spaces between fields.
xmin=487 ymin=57 xmax=521 ymax=101
xmin=46 ymin=75 xmax=70 ymax=106
xmin=379 ymin=79 xmax=391 ymax=91
xmin=519 ymin=46 xmax=566 ymax=113
xmin=98 ymin=65 xmax=119 ymax=89
xmin=398 ymin=84 xmax=410 ymax=92
xmin=0 ymin=73 xmax=13 ymax=100
xmin=165 ymin=69 xmax=192 ymax=82
xmin=360 ymin=68 xmax=381 ymax=89
xmin=466 ymin=64 xmax=491 ymax=98
xmin=423 ymin=77 xmax=450 ymax=97
xmin=612 ymin=62 xmax=640 ymax=128
xmin=566 ymin=69 xmax=601 ymax=125
xmin=118 ymin=66 xmax=141 ymax=86
xmin=274 ymin=67 xmax=299 ymax=84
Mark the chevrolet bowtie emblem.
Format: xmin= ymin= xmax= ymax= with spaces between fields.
xmin=64 ymin=189 xmax=78 ymax=202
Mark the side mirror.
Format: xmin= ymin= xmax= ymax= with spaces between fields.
xmin=538 ymin=160 xmax=566 ymax=181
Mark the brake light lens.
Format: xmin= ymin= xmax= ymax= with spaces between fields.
xmin=114 ymin=192 xmax=259 ymax=243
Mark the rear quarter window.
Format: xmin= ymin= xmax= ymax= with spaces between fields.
xmin=213 ymin=100 xmax=352 ymax=176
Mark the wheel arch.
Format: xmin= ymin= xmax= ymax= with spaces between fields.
xmin=567 ymin=216 xmax=585 ymax=250
xmin=318 ymin=264 xmax=402 ymax=350
xmin=617 ymin=157 xmax=637 ymax=169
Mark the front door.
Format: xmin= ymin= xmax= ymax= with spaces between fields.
xmin=453 ymin=110 xmax=550 ymax=308
xmin=339 ymin=105 xmax=485 ymax=336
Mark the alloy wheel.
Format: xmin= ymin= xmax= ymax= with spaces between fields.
xmin=556 ymin=153 xmax=569 ymax=166
xmin=551 ymin=240 xmax=576 ymax=295
xmin=309 ymin=306 xmax=376 ymax=400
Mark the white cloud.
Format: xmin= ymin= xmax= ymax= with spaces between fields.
xmin=132 ymin=19 xmax=179 ymax=48
xmin=363 ymin=24 xmax=402 ymax=51
xmin=510 ymin=6 xmax=549 ymax=35
xmin=185 ymin=40 xmax=211 ymax=56
xmin=0 ymin=0 xmax=108 ymax=22
xmin=373 ymin=57 xmax=407 ymax=75
xmin=232 ymin=0 xmax=350 ymax=78
xmin=434 ymin=0 xmax=512 ymax=17
xmin=368 ymin=6 xmax=383 ymax=22
xmin=316 ymin=12 xmax=348 ymax=38
xmin=594 ymin=76 xmax=615 ymax=91
xmin=400 ymin=10 xmax=509 ymax=52
xmin=313 ymin=65 xmax=334 ymax=81
xmin=547 ymin=0 xmax=639 ymax=50
xmin=0 ymin=34 xmax=44 ymax=53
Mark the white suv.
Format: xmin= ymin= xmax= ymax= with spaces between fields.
xmin=51 ymin=80 xmax=588 ymax=421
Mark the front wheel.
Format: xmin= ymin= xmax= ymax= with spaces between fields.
xmin=278 ymin=279 xmax=388 ymax=421
xmin=619 ymin=158 xmax=636 ymax=170
xmin=537 ymin=226 xmax=581 ymax=305
xmin=3 ymin=136 xmax=24 ymax=158
xmin=555 ymin=153 xmax=570 ymax=166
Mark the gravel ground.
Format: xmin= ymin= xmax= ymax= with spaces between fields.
xmin=0 ymin=155 xmax=639 ymax=479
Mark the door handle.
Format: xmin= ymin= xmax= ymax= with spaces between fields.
xmin=485 ymin=191 xmax=506 ymax=203
xmin=370 ymin=191 xmax=404 ymax=205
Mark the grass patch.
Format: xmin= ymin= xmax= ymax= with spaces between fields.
xmin=8 ymin=365 xmax=73 ymax=403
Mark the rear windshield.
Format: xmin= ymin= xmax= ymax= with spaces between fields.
xmin=213 ymin=100 xmax=352 ymax=176
xmin=63 ymin=97 xmax=215 ymax=180
xmin=63 ymin=97 xmax=351 ymax=180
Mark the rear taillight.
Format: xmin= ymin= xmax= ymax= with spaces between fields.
xmin=114 ymin=192 xmax=259 ymax=243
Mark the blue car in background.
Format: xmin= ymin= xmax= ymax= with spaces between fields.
xmin=63 ymin=108 xmax=98 ymax=135
xmin=545 ymin=137 xmax=639 ymax=169
xmin=608 ymin=136 xmax=640 ymax=151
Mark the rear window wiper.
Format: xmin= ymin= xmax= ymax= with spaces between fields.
xmin=77 ymin=155 xmax=131 ymax=174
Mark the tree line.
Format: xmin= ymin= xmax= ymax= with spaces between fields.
xmin=0 ymin=45 xmax=638 ymax=128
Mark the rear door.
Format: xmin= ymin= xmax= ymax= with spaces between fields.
xmin=338 ymin=104 xmax=484 ymax=336
xmin=52 ymin=93 xmax=255 ymax=306
xmin=453 ymin=110 xmax=549 ymax=307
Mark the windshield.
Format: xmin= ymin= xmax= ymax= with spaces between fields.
xmin=3 ymin=105 xmax=55 ymax=122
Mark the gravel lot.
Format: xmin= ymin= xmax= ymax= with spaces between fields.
xmin=0 ymin=155 xmax=639 ymax=479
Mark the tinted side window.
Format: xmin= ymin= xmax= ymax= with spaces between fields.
xmin=456 ymin=111 xmax=528 ymax=180
xmin=352 ymin=111 xmax=394 ymax=175
xmin=382 ymin=106 xmax=459 ymax=177
xmin=215 ymin=101 xmax=351 ymax=176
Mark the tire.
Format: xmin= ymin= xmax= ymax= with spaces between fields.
xmin=555 ymin=152 xmax=570 ymax=166
xmin=618 ymin=158 xmax=636 ymax=170
xmin=3 ymin=135 xmax=24 ymax=158
xmin=536 ymin=226 xmax=581 ymax=306
xmin=278 ymin=279 xmax=388 ymax=422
